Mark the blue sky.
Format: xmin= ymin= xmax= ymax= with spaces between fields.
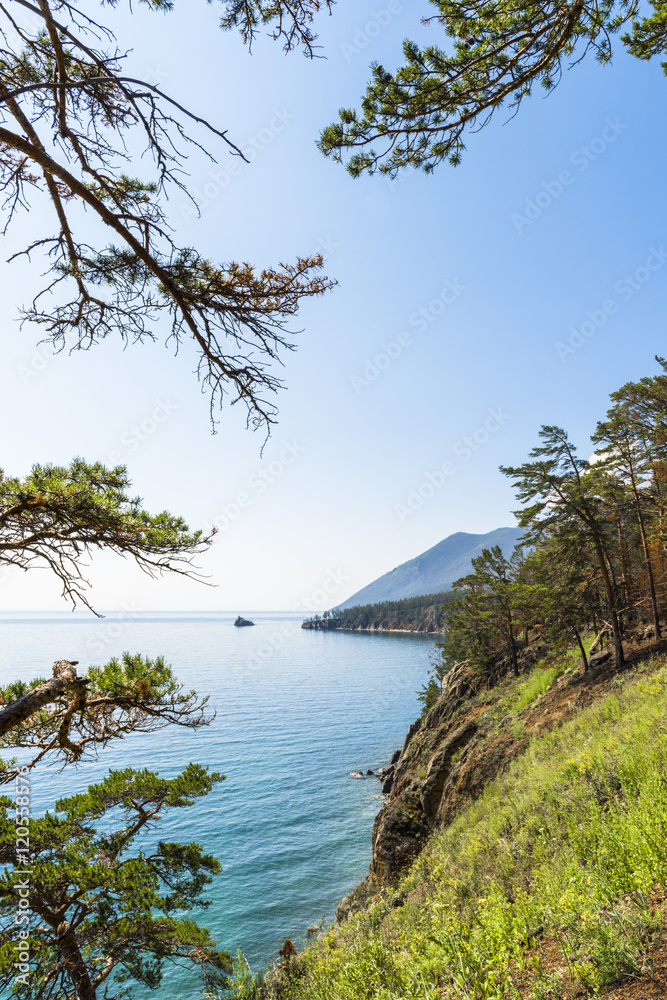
xmin=0 ymin=0 xmax=666 ymax=613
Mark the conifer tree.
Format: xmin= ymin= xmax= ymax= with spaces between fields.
xmin=592 ymin=411 xmax=662 ymax=639
xmin=0 ymin=460 xmax=211 ymax=613
xmin=0 ymin=653 xmax=212 ymax=783
xmin=0 ymin=0 xmax=334 ymax=432
xmin=443 ymin=545 xmax=525 ymax=678
xmin=523 ymin=539 xmax=598 ymax=669
xmin=320 ymin=0 xmax=666 ymax=177
xmin=0 ymin=765 xmax=230 ymax=999
xmin=501 ymin=427 xmax=626 ymax=667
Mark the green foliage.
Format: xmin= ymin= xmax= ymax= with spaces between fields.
xmin=624 ymin=0 xmax=667 ymax=70
xmin=320 ymin=0 xmax=667 ymax=177
xmin=0 ymin=461 xmax=224 ymax=989
xmin=226 ymin=950 xmax=266 ymax=998
xmin=439 ymin=545 xmax=531 ymax=679
xmin=218 ymin=0 xmax=334 ymax=55
xmin=417 ymin=641 xmax=451 ymax=719
xmin=305 ymin=591 xmax=456 ymax=630
xmin=86 ymin=651 xmax=192 ymax=705
xmin=417 ymin=677 xmax=442 ymax=717
xmin=0 ymin=652 xmax=212 ymax=781
xmin=0 ymin=459 xmax=211 ymax=612
xmin=236 ymin=658 xmax=667 ymax=1000
xmin=439 ymin=361 xmax=667 ymax=685
xmin=513 ymin=665 xmax=560 ymax=711
xmin=0 ymin=765 xmax=230 ymax=999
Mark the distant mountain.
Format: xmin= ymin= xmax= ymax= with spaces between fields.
xmin=337 ymin=527 xmax=524 ymax=609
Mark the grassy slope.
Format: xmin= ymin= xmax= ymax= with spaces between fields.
xmin=232 ymin=650 xmax=667 ymax=1000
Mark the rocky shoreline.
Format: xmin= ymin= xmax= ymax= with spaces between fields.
xmin=301 ymin=621 xmax=444 ymax=635
xmin=332 ymin=635 xmax=667 ymax=930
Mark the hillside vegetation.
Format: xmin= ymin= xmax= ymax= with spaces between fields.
xmin=302 ymin=592 xmax=455 ymax=633
xmin=240 ymin=360 xmax=667 ymax=1000
xmin=428 ymin=361 xmax=667 ymax=687
xmin=231 ymin=647 xmax=667 ymax=1000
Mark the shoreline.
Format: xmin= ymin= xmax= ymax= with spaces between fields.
xmin=330 ymin=626 xmax=444 ymax=635
xmin=301 ymin=623 xmax=445 ymax=635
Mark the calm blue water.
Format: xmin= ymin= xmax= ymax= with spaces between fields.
xmin=0 ymin=611 xmax=435 ymax=995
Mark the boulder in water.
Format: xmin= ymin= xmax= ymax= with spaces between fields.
xmin=234 ymin=616 xmax=255 ymax=627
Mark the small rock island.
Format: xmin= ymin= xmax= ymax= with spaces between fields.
xmin=234 ymin=615 xmax=255 ymax=627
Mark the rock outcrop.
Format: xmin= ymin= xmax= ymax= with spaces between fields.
xmin=368 ymin=634 xmax=646 ymax=886
xmin=369 ymin=661 xmax=487 ymax=883
xmin=234 ymin=616 xmax=255 ymax=627
xmin=370 ymin=647 xmax=557 ymax=883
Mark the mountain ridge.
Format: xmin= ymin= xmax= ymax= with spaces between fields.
xmin=337 ymin=526 xmax=523 ymax=609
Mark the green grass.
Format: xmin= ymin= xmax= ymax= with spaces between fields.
xmin=513 ymin=666 xmax=561 ymax=711
xmin=231 ymin=654 xmax=667 ymax=1000
xmin=492 ymin=632 xmax=599 ymax=720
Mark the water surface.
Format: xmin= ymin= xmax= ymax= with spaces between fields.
xmin=0 ymin=611 xmax=436 ymax=995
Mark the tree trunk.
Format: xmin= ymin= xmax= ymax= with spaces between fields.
xmin=631 ymin=485 xmax=661 ymax=639
xmin=617 ymin=523 xmax=633 ymax=613
xmin=573 ymin=627 xmax=588 ymax=671
xmin=58 ymin=923 xmax=97 ymax=1000
xmin=508 ymin=632 xmax=519 ymax=678
xmin=592 ymin=538 xmax=624 ymax=667
xmin=588 ymin=625 xmax=609 ymax=657
xmin=0 ymin=669 xmax=86 ymax=739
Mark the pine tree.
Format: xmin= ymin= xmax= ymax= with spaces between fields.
xmin=0 ymin=0 xmax=334 ymax=433
xmin=0 ymin=460 xmax=211 ymax=613
xmin=501 ymin=427 xmax=626 ymax=668
xmin=0 ymin=766 xmax=230 ymax=999
xmin=319 ymin=0 xmax=666 ymax=178
xmin=0 ymin=653 xmax=212 ymax=783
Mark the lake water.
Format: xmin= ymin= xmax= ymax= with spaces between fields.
xmin=0 ymin=611 xmax=436 ymax=996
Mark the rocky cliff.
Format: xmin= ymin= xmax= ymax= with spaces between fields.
xmin=369 ymin=661 xmax=495 ymax=883
xmin=367 ymin=640 xmax=658 ymax=886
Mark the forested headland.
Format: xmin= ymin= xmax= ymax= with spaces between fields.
xmin=301 ymin=592 xmax=455 ymax=633
xmin=435 ymin=358 xmax=667 ymax=683
xmin=238 ymin=360 xmax=667 ymax=1000
xmin=307 ymin=359 xmax=667 ymax=676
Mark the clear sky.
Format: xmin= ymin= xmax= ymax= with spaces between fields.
xmin=1 ymin=0 xmax=666 ymax=614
